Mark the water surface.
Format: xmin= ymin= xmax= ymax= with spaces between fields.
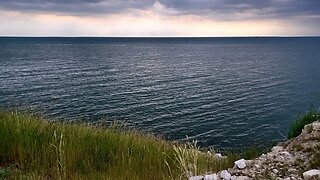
xmin=1 ymin=37 xmax=320 ymax=149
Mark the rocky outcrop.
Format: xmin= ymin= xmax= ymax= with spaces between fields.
xmin=190 ymin=121 xmax=320 ymax=180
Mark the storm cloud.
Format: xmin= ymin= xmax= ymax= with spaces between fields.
xmin=0 ymin=0 xmax=155 ymax=15
xmin=0 ymin=0 xmax=320 ymax=20
xmin=0 ymin=0 xmax=319 ymax=36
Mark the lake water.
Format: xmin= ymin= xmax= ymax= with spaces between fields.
xmin=1 ymin=37 xmax=320 ymax=149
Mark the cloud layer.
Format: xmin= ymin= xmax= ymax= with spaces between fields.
xmin=1 ymin=0 xmax=320 ymax=18
xmin=0 ymin=0 xmax=319 ymax=36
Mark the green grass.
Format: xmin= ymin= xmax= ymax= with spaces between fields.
xmin=288 ymin=107 xmax=320 ymax=139
xmin=0 ymin=111 xmax=238 ymax=179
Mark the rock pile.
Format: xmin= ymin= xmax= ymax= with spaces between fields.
xmin=190 ymin=121 xmax=320 ymax=180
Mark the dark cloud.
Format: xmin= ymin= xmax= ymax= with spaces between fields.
xmin=0 ymin=0 xmax=155 ymax=15
xmin=158 ymin=0 xmax=320 ymax=20
xmin=0 ymin=0 xmax=319 ymax=21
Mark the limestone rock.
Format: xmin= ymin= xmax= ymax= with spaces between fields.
xmin=273 ymin=169 xmax=279 ymax=174
xmin=303 ymin=169 xmax=320 ymax=180
xmin=311 ymin=121 xmax=320 ymax=131
xmin=214 ymin=153 xmax=223 ymax=159
xmin=303 ymin=124 xmax=313 ymax=134
xmin=303 ymin=121 xmax=320 ymax=134
xmin=189 ymin=176 xmax=203 ymax=180
xmin=272 ymin=146 xmax=284 ymax=153
xmin=234 ymin=159 xmax=247 ymax=169
xmin=193 ymin=121 xmax=320 ymax=180
xmin=232 ymin=176 xmax=251 ymax=180
xmin=189 ymin=175 xmax=204 ymax=180
xmin=220 ymin=170 xmax=231 ymax=180
xmin=204 ymin=173 xmax=218 ymax=180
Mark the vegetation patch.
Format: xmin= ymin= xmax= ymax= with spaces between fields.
xmin=288 ymin=107 xmax=320 ymax=139
xmin=0 ymin=111 xmax=238 ymax=179
xmin=0 ymin=164 xmax=16 ymax=179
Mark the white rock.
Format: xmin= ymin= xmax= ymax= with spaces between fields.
xmin=189 ymin=175 xmax=204 ymax=180
xmin=216 ymin=153 xmax=222 ymax=157
xmin=204 ymin=173 xmax=218 ymax=180
xmin=273 ymin=169 xmax=279 ymax=174
xmin=303 ymin=124 xmax=313 ymax=133
xmin=303 ymin=169 xmax=320 ymax=180
xmin=271 ymin=146 xmax=283 ymax=153
xmin=233 ymin=176 xmax=250 ymax=180
xmin=220 ymin=170 xmax=231 ymax=180
xmin=312 ymin=121 xmax=320 ymax=131
xmin=214 ymin=153 xmax=223 ymax=159
xmin=234 ymin=159 xmax=246 ymax=169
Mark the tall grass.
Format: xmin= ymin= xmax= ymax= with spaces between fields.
xmin=0 ymin=111 xmax=236 ymax=179
xmin=167 ymin=141 xmax=239 ymax=179
xmin=288 ymin=107 xmax=320 ymax=139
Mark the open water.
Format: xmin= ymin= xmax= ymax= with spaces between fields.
xmin=1 ymin=37 xmax=320 ymax=149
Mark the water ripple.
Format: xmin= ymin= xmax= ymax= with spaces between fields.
xmin=1 ymin=37 xmax=320 ymax=149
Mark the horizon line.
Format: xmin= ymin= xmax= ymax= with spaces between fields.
xmin=1 ymin=35 xmax=320 ymax=38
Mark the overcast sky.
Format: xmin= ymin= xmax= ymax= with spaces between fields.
xmin=0 ymin=0 xmax=319 ymax=36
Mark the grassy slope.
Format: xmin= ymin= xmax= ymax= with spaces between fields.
xmin=0 ymin=111 xmax=236 ymax=179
